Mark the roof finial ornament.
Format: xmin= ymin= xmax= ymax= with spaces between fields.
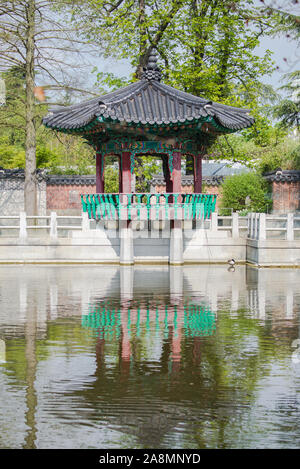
xmin=141 ymin=49 xmax=162 ymax=82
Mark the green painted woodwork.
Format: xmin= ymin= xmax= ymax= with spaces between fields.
xmin=81 ymin=193 xmax=217 ymax=221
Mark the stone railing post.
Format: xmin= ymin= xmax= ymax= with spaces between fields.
xmin=232 ymin=212 xmax=239 ymax=238
xmin=286 ymin=213 xmax=294 ymax=241
xmin=81 ymin=211 xmax=90 ymax=232
xmin=19 ymin=211 xmax=27 ymax=239
xmin=210 ymin=211 xmax=218 ymax=233
xmin=50 ymin=211 xmax=57 ymax=238
xmin=258 ymin=213 xmax=266 ymax=241
xmin=247 ymin=213 xmax=251 ymax=238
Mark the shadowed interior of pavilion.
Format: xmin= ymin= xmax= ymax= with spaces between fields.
xmin=43 ymin=50 xmax=254 ymax=224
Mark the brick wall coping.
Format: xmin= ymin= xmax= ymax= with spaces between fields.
xmin=151 ymin=174 xmax=224 ymax=186
xmin=0 ymin=168 xmax=46 ymax=181
xmin=264 ymin=170 xmax=300 ymax=183
xmin=47 ymin=174 xmax=95 ymax=185
xmin=0 ymin=169 xmax=95 ymax=185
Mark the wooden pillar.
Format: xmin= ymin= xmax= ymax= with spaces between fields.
xmin=172 ymin=151 xmax=182 ymax=194
xmin=121 ymin=151 xmax=132 ymax=194
xmin=118 ymin=155 xmax=123 ymax=193
xmin=194 ymin=155 xmax=202 ymax=193
xmin=96 ymin=151 xmax=104 ymax=193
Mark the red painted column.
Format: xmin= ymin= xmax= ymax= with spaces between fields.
xmin=172 ymin=151 xmax=182 ymax=194
xmin=121 ymin=151 xmax=132 ymax=194
xmin=165 ymin=167 xmax=173 ymax=193
xmin=96 ymin=151 xmax=105 ymax=193
xmin=194 ymin=155 xmax=202 ymax=193
xmin=118 ymin=155 xmax=123 ymax=193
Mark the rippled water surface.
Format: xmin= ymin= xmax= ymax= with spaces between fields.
xmin=0 ymin=265 xmax=300 ymax=449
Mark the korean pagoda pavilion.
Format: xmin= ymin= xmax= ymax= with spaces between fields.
xmin=43 ymin=50 xmax=254 ymax=226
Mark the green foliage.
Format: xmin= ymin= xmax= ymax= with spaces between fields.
xmin=255 ymin=139 xmax=300 ymax=173
xmin=220 ymin=172 xmax=271 ymax=213
xmin=74 ymin=0 xmax=276 ymax=111
xmin=134 ymin=157 xmax=161 ymax=192
xmin=93 ymin=71 xmax=130 ymax=93
xmin=271 ymin=71 xmax=300 ymax=130
xmin=104 ymin=165 xmax=119 ymax=193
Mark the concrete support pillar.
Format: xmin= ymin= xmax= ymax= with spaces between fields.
xmin=194 ymin=155 xmax=202 ymax=193
xmin=96 ymin=151 xmax=105 ymax=193
xmin=169 ymin=220 xmax=183 ymax=265
xmin=120 ymin=220 xmax=134 ymax=265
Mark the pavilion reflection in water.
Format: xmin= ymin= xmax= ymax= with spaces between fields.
xmin=81 ymin=298 xmax=216 ymax=365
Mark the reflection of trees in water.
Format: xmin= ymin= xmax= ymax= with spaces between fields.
xmin=1 ymin=268 xmax=300 ymax=448
xmin=77 ymin=296 xmax=300 ymax=448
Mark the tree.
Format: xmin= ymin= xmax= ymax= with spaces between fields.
xmin=220 ymin=172 xmax=271 ymax=213
xmin=272 ymin=70 xmax=300 ymax=129
xmin=71 ymin=0 xmax=279 ymax=176
xmin=74 ymin=1 xmax=275 ymax=99
xmin=0 ymin=0 xmax=98 ymax=214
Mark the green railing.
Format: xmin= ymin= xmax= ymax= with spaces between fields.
xmin=81 ymin=193 xmax=217 ymax=221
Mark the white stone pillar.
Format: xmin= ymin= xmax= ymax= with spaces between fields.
xmin=258 ymin=213 xmax=266 ymax=241
xmin=81 ymin=211 xmax=90 ymax=232
xmin=50 ymin=211 xmax=57 ymax=238
xmin=120 ymin=220 xmax=134 ymax=265
xmin=19 ymin=211 xmax=27 ymax=239
xmin=232 ymin=212 xmax=239 ymax=238
xmin=169 ymin=220 xmax=183 ymax=265
xmin=286 ymin=213 xmax=294 ymax=241
xmin=210 ymin=211 xmax=218 ymax=233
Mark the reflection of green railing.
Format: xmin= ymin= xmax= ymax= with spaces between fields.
xmin=81 ymin=193 xmax=217 ymax=221
xmin=183 ymin=304 xmax=216 ymax=337
xmin=82 ymin=302 xmax=216 ymax=338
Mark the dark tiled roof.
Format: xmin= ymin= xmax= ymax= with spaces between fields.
xmin=264 ymin=170 xmax=300 ymax=183
xmin=0 ymin=168 xmax=46 ymax=181
xmin=47 ymin=175 xmax=95 ymax=185
xmin=43 ymin=52 xmax=254 ymax=133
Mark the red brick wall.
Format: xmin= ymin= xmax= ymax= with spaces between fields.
xmin=204 ymin=185 xmax=222 ymax=208
xmin=272 ymin=181 xmax=300 ymax=213
xmin=47 ymin=184 xmax=96 ymax=213
xmin=155 ymin=183 xmax=222 ymax=206
xmin=155 ymin=183 xmax=194 ymax=194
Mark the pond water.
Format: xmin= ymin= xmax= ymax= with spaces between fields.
xmin=0 ymin=264 xmax=299 ymax=449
